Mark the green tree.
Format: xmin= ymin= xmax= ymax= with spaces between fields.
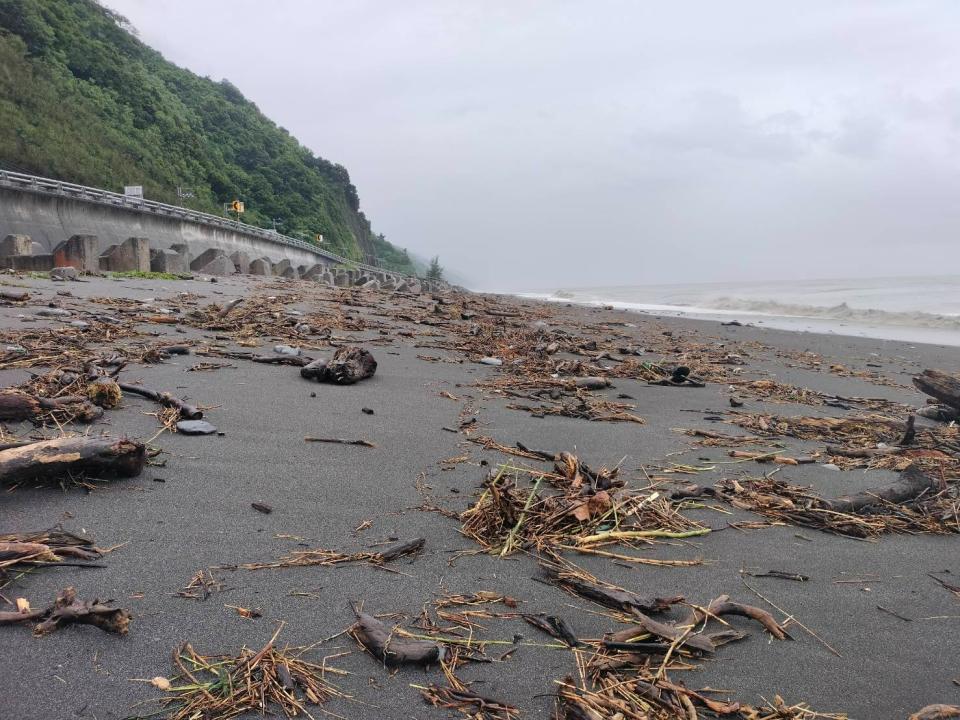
xmin=0 ymin=0 xmax=420 ymax=273
xmin=426 ymin=256 xmax=444 ymax=281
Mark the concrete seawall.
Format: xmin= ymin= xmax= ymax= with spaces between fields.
xmin=0 ymin=185 xmax=336 ymax=270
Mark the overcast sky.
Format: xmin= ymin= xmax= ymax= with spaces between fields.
xmin=105 ymin=1 xmax=960 ymax=291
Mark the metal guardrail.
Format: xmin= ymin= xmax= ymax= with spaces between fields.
xmin=0 ymin=169 xmax=388 ymax=274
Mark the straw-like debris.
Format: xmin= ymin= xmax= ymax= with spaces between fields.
xmin=230 ymin=537 xmax=424 ymax=571
xmin=420 ymin=659 xmax=519 ymax=719
xmin=151 ymin=629 xmax=348 ymax=719
xmin=714 ymin=464 xmax=959 ymax=537
xmin=460 ymin=462 xmax=706 ymax=558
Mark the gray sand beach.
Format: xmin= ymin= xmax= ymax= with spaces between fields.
xmin=1 ymin=274 xmax=958 ymax=720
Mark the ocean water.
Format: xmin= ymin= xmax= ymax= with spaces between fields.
xmin=519 ymin=275 xmax=960 ymax=346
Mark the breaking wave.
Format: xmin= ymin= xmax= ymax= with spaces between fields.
xmin=686 ymin=297 xmax=960 ymax=330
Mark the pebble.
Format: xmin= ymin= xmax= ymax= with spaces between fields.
xmin=69 ymin=321 xmax=89 ymax=329
xmin=822 ymin=463 xmax=841 ymax=471
xmin=36 ymin=308 xmax=71 ymax=317
xmin=478 ymin=357 xmax=502 ymax=366
xmin=274 ymin=345 xmax=301 ymax=357
xmin=176 ymin=420 xmax=218 ymax=435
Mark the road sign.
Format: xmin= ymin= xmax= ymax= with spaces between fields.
xmin=124 ymin=185 xmax=143 ymax=198
xmin=230 ymin=200 xmax=245 ymax=213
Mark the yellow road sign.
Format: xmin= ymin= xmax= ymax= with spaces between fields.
xmin=230 ymin=200 xmax=244 ymax=213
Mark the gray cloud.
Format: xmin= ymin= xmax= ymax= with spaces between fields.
xmin=104 ymin=0 xmax=960 ymax=290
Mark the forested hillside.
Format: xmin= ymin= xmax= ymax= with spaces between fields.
xmin=0 ymin=0 xmax=416 ymax=272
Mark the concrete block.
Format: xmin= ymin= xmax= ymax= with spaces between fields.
xmin=271 ymin=259 xmax=292 ymax=276
xmin=362 ymin=279 xmax=381 ymax=291
xmin=30 ymin=241 xmax=44 ymax=256
xmin=302 ymin=264 xmax=326 ymax=280
xmin=1 ymin=234 xmax=32 ymax=257
xmin=230 ymin=251 xmax=250 ymax=274
xmin=52 ymin=235 xmax=99 ymax=272
xmin=170 ymin=243 xmax=192 ymax=266
xmin=99 ymin=237 xmax=150 ymax=272
xmin=197 ymin=254 xmax=235 ymax=276
xmin=150 ymin=249 xmax=188 ymax=274
xmin=281 ymin=266 xmax=298 ymax=279
xmin=189 ymin=247 xmax=229 ymax=272
xmin=249 ymin=258 xmax=272 ymax=276
xmin=333 ymin=271 xmax=349 ymax=287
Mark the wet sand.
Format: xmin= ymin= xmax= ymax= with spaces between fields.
xmin=0 ymin=273 xmax=958 ymax=720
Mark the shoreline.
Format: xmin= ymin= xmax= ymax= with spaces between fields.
xmin=0 ymin=273 xmax=958 ymax=719
xmin=515 ymin=291 xmax=960 ymax=348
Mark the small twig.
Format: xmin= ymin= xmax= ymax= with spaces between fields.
xmin=304 ymin=437 xmax=376 ymax=448
xmin=740 ymin=577 xmax=842 ymax=657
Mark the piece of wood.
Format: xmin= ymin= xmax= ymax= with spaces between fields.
xmin=217 ymin=298 xmax=243 ymax=319
xmin=0 ymin=392 xmax=102 ymax=423
xmin=913 ymin=369 xmax=960 ymax=411
xmin=252 ymin=354 xmax=312 ymax=366
xmin=352 ymin=606 xmax=445 ymax=665
xmin=372 ymin=537 xmax=424 ymax=562
xmin=910 ymin=705 xmax=960 ymax=720
xmin=0 ymin=436 xmax=145 ymax=485
xmin=822 ymin=463 xmax=938 ymax=514
xmin=304 ymin=437 xmax=375 ymax=448
xmin=118 ymin=382 xmax=202 ymax=420
xmin=521 ymin=613 xmax=579 ymax=647
xmin=704 ymin=594 xmax=787 ymax=640
xmin=301 ymin=346 xmax=377 ymax=385
xmin=542 ymin=563 xmax=683 ymax=615
xmin=0 ymin=587 xmax=130 ymax=635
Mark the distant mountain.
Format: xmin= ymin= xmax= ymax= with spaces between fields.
xmin=0 ymin=0 xmax=416 ymax=273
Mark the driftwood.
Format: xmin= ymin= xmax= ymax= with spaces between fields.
xmin=0 ymin=529 xmax=100 ymax=568
xmin=118 ymin=383 xmax=202 ymax=420
xmin=910 ymin=705 xmax=960 ymax=720
xmin=252 ymin=354 xmax=312 ymax=366
xmin=606 ymin=616 xmax=716 ymax=654
xmin=217 ymin=298 xmax=243 ymax=319
xmin=822 ymin=463 xmax=939 ymax=514
xmin=542 ymin=563 xmax=683 ymax=616
xmin=701 ymin=595 xmax=787 ymax=639
xmin=301 ymin=346 xmax=377 ymax=385
xmin=352 ymin=606 xmax=445 ymax=665
xmin=0 ymin=587 xmax=130 ymax=635
xmin=0 ymin=392 xmax=102 ymax=423
xmin=521 ymin=613 xmax=580 ymax=647
xmin=372 ymin=537 xmax=424 ymax=562
xmin=0 ymin=436 xmax=145 ymax=484
xmin=913 ymin=369 xmax=960 ymax=412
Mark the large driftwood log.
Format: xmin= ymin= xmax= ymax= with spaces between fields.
xmin=301 ymin=346 xmax=377 ymax=385
xmin=913 ymin=369 xmax=960 ymax=411
xmin=0 ymin=436 xmax=145 ymax=485
xmin=118 ymin=383 xmax=202 ymax=420
xmin=352 ymin=606 xmax=445 ymax=665
xmin=0 ymin=392 xmax=102 ymax=423
xmin=0 ymin=587 xmax=130 ymax=635
xmin=821 ymin=463 xmax=938 ymax=514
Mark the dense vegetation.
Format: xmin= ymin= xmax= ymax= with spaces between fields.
xmin=0 ymin=0 xmax=416 ymax=273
